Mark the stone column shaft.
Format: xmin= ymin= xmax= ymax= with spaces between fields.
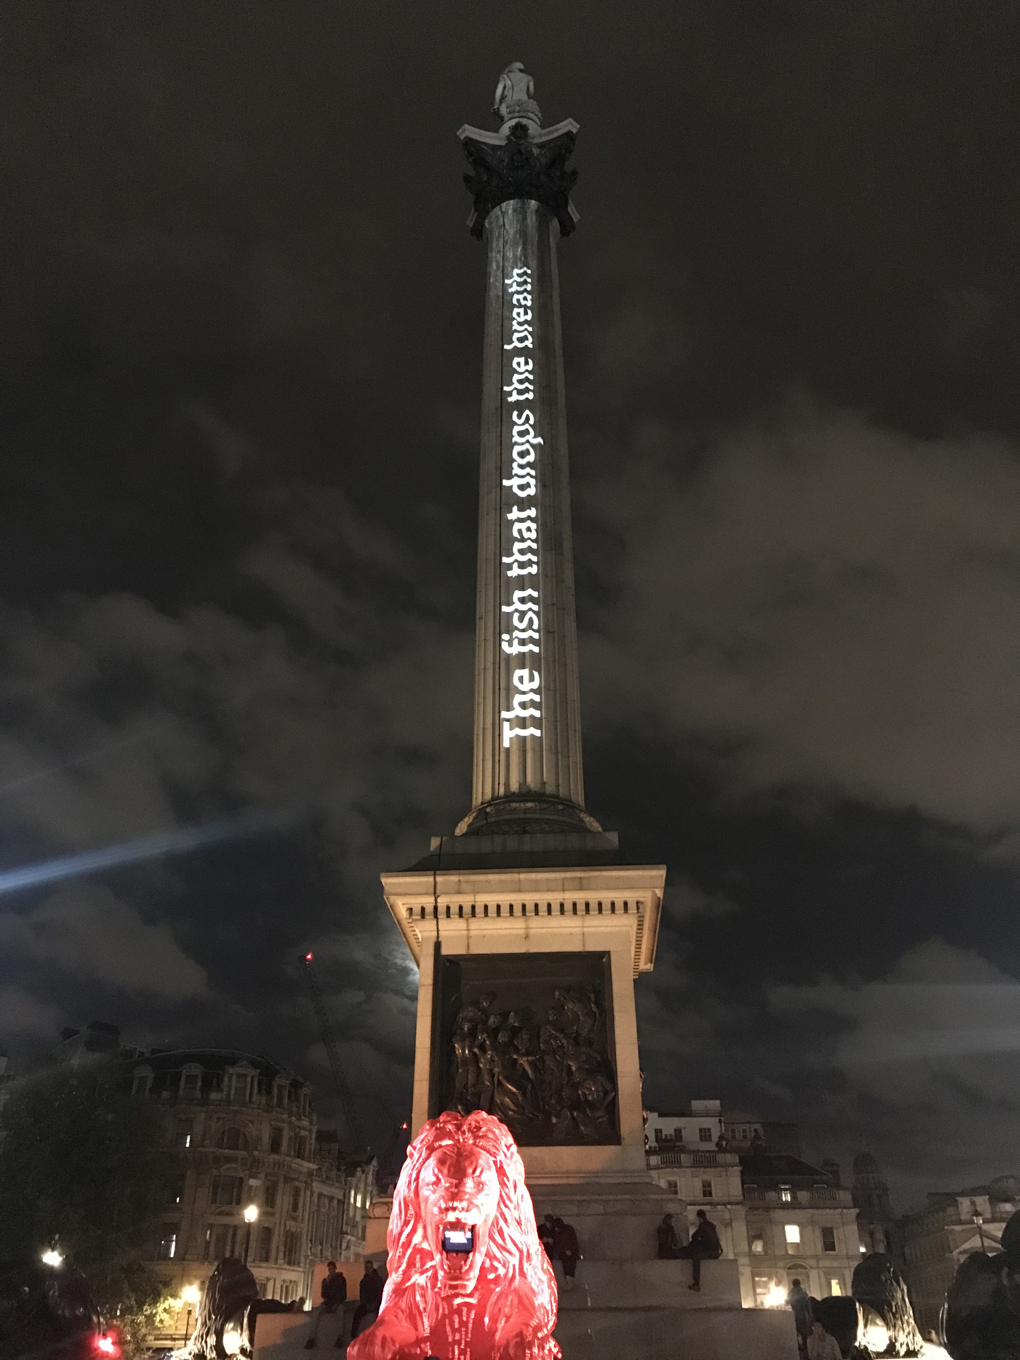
xmin=470 ymin=197 xmax=585 ymax=816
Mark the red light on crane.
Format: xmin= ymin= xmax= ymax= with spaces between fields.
xmin=305 ymin=952 xmax=314 ymax=962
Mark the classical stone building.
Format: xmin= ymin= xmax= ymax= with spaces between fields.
xmin=852 ymin=1152 xmax=898 ymax=1258
xmin=646 ymin=1103 xmax=862 ymax=1308
xmin=129 ymin=1048 xmax=375 ymax=1315
xmin=901 ymin=1174 xmax=1020 ymax=1335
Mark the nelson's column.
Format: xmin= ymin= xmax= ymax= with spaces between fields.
xmin=379 ymin=66 xmax=796 ymax=1360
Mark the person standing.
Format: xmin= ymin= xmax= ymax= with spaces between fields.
xmin=552 ymin=1218 xmax=581 ymax=1292
xmin=805 ymin=1320 xmax=841 ymax=1360
xmin=304 ymin=1261 xmax=347 ymax=1349
xmin=656 ymin=1214 xmax=680 ymax=1259
xmin=351 ymin=1260 xmax=384 ymax=1340
xmin=788 ymin=1278 xmax=813 ymax=1352
xmin=676 ymin=1209 xmax=722 ymax=1291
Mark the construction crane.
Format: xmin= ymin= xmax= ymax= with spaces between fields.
xmin=300 ymin=951 xmax=366 ymax=1153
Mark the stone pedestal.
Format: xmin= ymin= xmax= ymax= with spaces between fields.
xmin=381 ymin=841 xmax=665 ymax=1173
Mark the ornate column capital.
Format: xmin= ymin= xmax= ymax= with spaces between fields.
xmin=457 ymin=119 xmax=580 ymax=239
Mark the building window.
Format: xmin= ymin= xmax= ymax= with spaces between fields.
xmin=256 ymin=1226 xmax=273 ymax=1262
xmin=290 ymin=1184 xmax=302 ymax=1215
xmin=264 ymin=1177 xmax=278 ymax=1210
xmin=784 ymin=1224 xmax=801 ymax=1253
xmin=780 ymin=1186 xmax=793 ymax=1203
xmin=701 ymin=1180 xmax=713 ymax=1198
xmin=165 ymin=1174 xmax=186 ymax=1207
xmin=753 ymin=1274 xmax=774 ymax=1307
xmin=269 ymin=1127 xmax=283 ymax=1155
xmin=740 ymin=1128 xmax=749 ymax=1139
xmin=132 ymin=1067 xmax=153 ymax=1098
xmin=821 ymin=1227 xmax=836 ymax=1252
xmin=175 ymin=1119 xmax=194 ymax=1149
xmin=204 ymin=1225 xmax=237 ymax=1261
xmin=653 ymin=1127 xmax=662 ymax=1142
xmin=751 ymin=1232 xmax=765 ymax=1254
xmin=699 ymin=1127 xmax=713 ymax=1143
xmin=211 ymin=1175 xmax=243 ymax=1206
xmin=218 ymin=1127 xmax=248 ymax=1152
xmin=284 ymin=1230 xmax=299 ymax=1266
xmin=180 ymin=1067 xmax=202 ymax=1098
xmin=225 ymin=1071 xmax=252 ymax=1103
xmin=156 ymin=1225 xmax=177 ymax=1260
xmin=830 ymin=1278 xmax=843 ymax=1296
xmin=275 ymin=1082 xmax=287 ymax=1108
xmin=665 ymin=1180 xmax=679 ymax=1195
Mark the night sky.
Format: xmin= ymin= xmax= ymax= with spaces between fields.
xmin=2 ymin=1 xmax=1019 ymax=1210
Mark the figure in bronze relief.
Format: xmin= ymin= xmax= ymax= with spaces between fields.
xmin=448 ymin=983 xmax=615 ymax=1142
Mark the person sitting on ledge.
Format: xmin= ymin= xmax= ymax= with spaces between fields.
xmin=676 ymin=1209 xmax=722 ymax=1291
xmin=656 ymin=1213 xmax=680 ymax=1259
xmin=552 ymin=1217 xmax=581 ymax=1292
xmin=304 ymin=1261 xmax=347 ymax=1348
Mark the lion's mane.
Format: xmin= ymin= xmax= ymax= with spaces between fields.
xmin=354 ymin=1110 xmax=560 ymax=1360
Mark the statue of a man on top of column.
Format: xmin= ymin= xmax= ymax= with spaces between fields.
xmin=493 ymin=61 xmax=542 ymax=132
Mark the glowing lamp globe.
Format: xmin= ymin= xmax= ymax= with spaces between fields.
xmin=347 ymin=1110 xmax=560 ymax=1360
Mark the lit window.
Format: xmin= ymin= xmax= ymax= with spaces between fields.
xmin=830 ymin=1279 xmax=842 ymax=1296
xmin=175 ymin=1119 xmax=193 ymax=1149
xmin=780 ymin=1186 xmax=793 ymax=1203
xmin=784 ymin=1224 xmax=801 ymax=1253
xmin=156 ymin=1227 xmax=177 ymax=1260
xmin=356 ymin=1192 xmax=363 ymax=1208
xmin=751 ymin=1232 xmax=765 ymax=1254
xmin=699 ymin=1127 xmax=713 ymax=1143
xmin=701 ymin=1180 xmax=713 ymax=1198
xmin=821 ymin=1227 xmax=836 ymax=1252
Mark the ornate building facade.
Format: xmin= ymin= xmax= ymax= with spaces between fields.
xmin=129 ymin=1048 xmax=375 ymax=1321
xmin=646 ymin=1102 xmax=862 ymax=1308
xmin=901 ymin=1175 xmax=1020 ymax=1335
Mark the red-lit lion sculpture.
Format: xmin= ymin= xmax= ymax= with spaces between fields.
xmin=348 ymin=1110 xmax=561 ymax=1360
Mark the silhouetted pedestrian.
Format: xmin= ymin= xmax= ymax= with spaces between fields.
xmin=552 ymin=1218 xmax=581 ymax=1292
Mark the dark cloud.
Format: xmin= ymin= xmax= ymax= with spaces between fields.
xmin=0 ymin=0 xmax=1018 ymax=1204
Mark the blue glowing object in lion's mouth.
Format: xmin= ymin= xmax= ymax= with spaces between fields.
xmin=442 ymin=1227 xmax=475 ymax=1254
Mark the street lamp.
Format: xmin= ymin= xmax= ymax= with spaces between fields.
xmin=40 ymin=1249 xmax=63 ymax=1268
xmin=243 ymin=1205 xmax=259 ymax=1266
xmin=181 ymin=1285 xmax=201 ymax=1345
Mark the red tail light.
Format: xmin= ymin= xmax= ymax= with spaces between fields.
xmin=94 ymin=1333 xmax=119 ymax=1356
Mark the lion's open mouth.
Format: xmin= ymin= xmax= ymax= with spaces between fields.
xmin=442 ymin=1224 xmax=475 ymax=1254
